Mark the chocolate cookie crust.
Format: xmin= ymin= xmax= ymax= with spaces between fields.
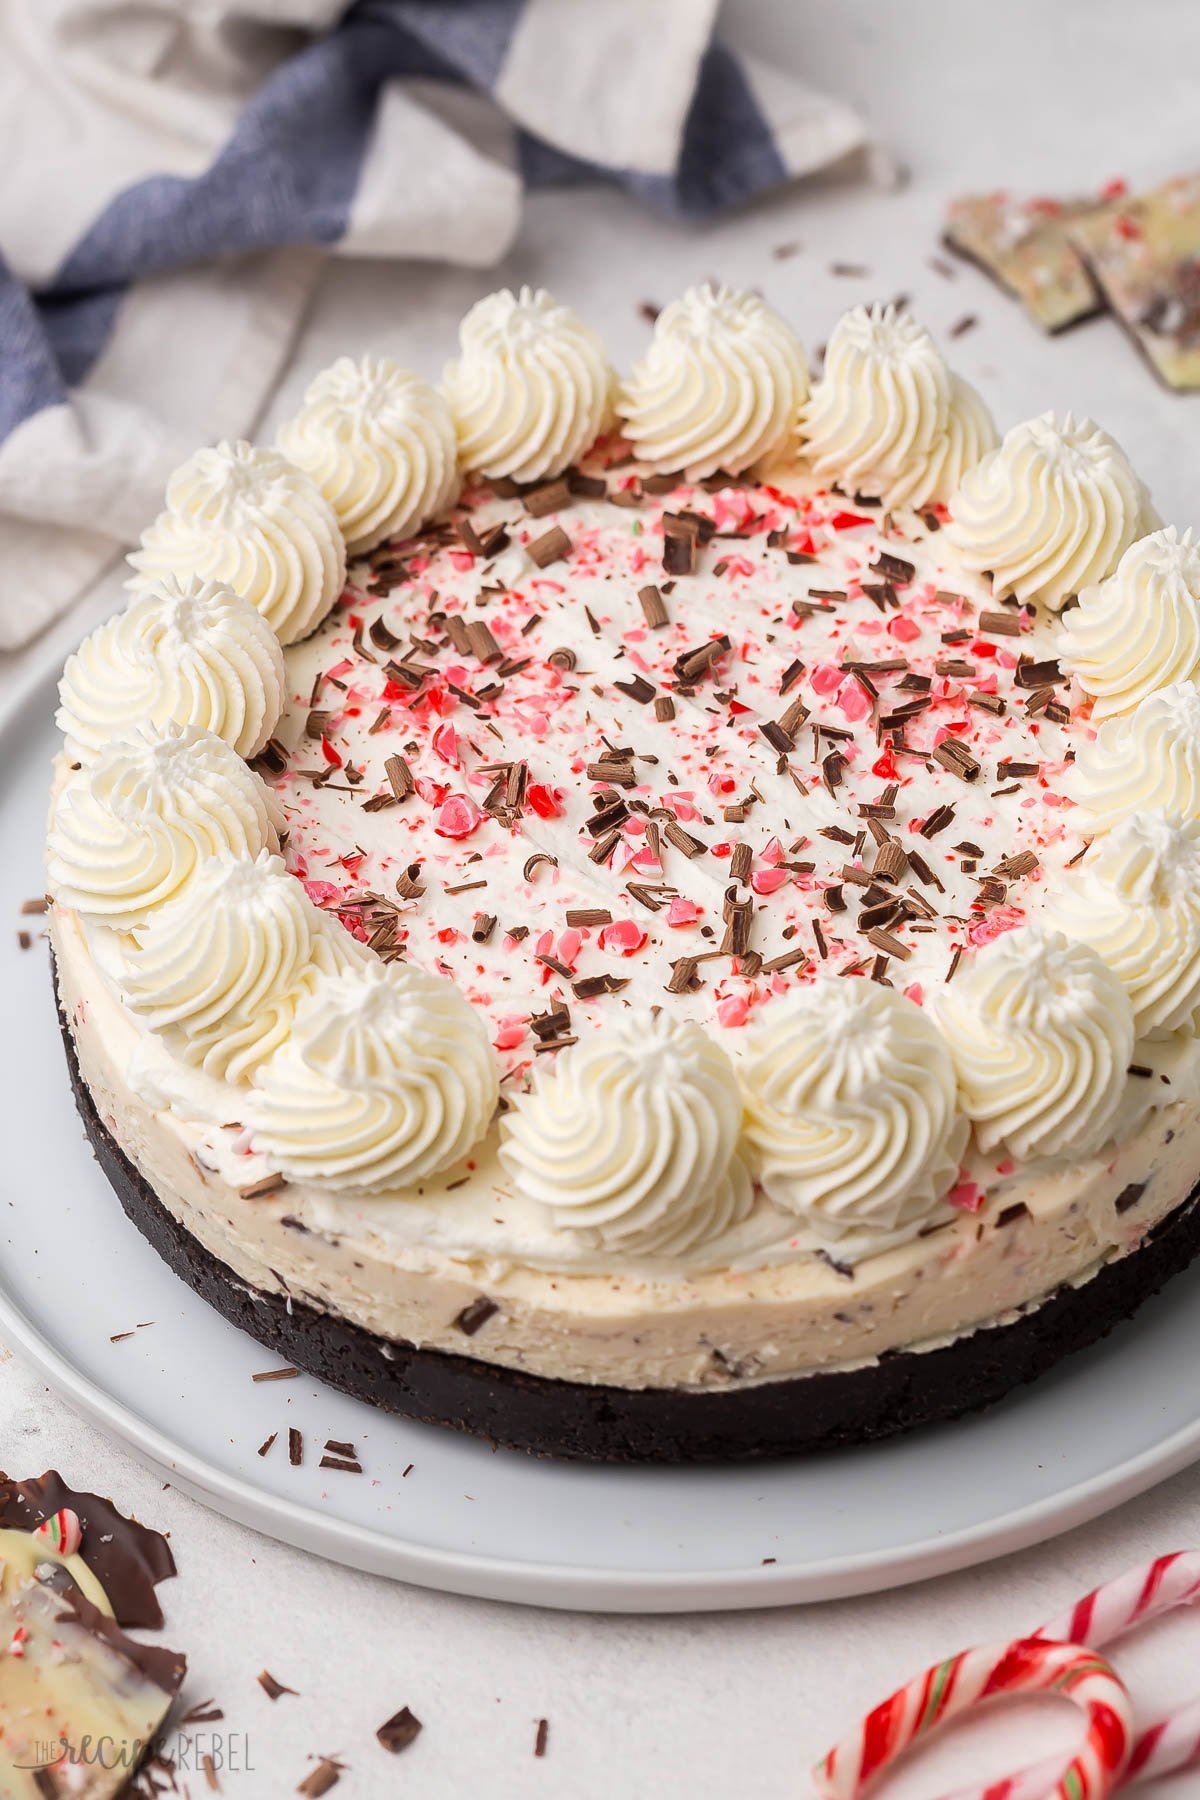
xmin=58 ymin=994 xmax=1200 ymax=1463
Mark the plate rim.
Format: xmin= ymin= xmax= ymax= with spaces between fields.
xmin=5 ymin=1270 xmax=1200 ymax=1611
xmin=8 ymin=636 xmax=1200 ymax=1612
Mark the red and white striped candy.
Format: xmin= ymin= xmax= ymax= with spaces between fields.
xmin=944 ymin=1551 xmax=1200 ymax=1798
xmin=31 ymin=1507 xmax=83 ymax=1558
xmin=813 ymin=1636 xmax=1133 ymax=1800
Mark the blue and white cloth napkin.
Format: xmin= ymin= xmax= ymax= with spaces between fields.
xmin=0 ymin=0 xmax=875 ymax=649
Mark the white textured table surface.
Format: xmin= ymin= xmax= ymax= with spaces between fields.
xmin=5 ymin=3 xmax=1200 ymax=1793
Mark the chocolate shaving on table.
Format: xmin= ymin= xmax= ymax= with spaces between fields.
xmin=0 ymin=1470 xmax=176 ymax=1629
xmin=378 ymin=1706 xmax=423 ymax=1754
xmin=534 ymin=1719 xmax=550 ymax=1759
xmin=259 ymin=1669 xmax=298 ymax=1700
xmin=297 ymin=1757 xmax=344 ymax=1797
xmin=288 ymin=1428 xmax=304 ymax=1466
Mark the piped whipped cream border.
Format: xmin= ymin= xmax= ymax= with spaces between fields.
xmin=45 ymin=285 xmax=1200 ymax=1283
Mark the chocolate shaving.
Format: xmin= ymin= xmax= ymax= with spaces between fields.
xmin=662 ymin=518 xmax=698 ymax=576
xmin=919 ymin=803 xmax=956 ymax=837
xmin=524 ymin=478 xmax=571 ymax=518
xmin=528 ymin=525 xmax=572 ymax=567
xmin=572 ymin=973 xmax=631 ymax=1000
xmin=994 ymin=850 xmax=1039 ymax=878
xmin=259 ymin=1669 xmax=298 ymax=1701
xmin=288 ymin=1428 xmax=303 ymax=1466
xmin=932 ymin=741 xmax=981 ymax=782
xmin=666 ymin=956 xmax=701 ymax=994
xmin=455 ymin=1296 xmax=499 ymax=1336
xmin=663 ymin=819 xmax=706 ymax=858
xmin=996 ymin=1201 xmax=1029 ymax=1228
xmin=297 ymin=1758 xmax=343 ymax=1797
xmin=534 ymin=1720 xmax=549 ymax=1759
xmin=466 ymin=619 xmax=502 ymax=664
xmin=523 ymin=853 xmax=557 ymax=882
xmin=760 ymin=719 xmax=795 ymax=754
xmin=870 ymin=551 xmax=915 ymax=585
xmin=978 ymin=608 xmax=1022 ymax=637
xmin=378 ymin=1707 xmax=423 ymax=1755
xmin=1014 ymin=656 xmax=1063 ymax=689
xmin=638 ymin=584 xmax=669 ymax=627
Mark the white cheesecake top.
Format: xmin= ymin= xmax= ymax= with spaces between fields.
xmin=47 ymin=287 xmax=1200 ymax=1279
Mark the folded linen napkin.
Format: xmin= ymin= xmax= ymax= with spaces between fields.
xmin=0 ymin=0 xmax=875 ymax=650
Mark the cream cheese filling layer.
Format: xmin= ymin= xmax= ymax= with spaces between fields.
xmin=54 ymin=900 xmax=1200 ymax=1391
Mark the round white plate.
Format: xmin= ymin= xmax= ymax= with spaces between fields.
xmin=6 ymin=662 xmax=1200 ymax=1613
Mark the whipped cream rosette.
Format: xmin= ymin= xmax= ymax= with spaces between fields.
xmin=617 ymin=283 xmax=809 ymax=480
xmin=119 ymin=850 xmax=365 ymax=1082
xmin=442 ymin=286 xmax=613 ymax=483
xmin=499 ymin=1014 xmax=752 ymax=1258
xmin=1044 ymin=812 xmax=1200 ymax=1039
xmin=278 ymin=355 xmax=460 ymax=555
xmin=128 ymin=440 xmax=346 ymax=645
xmin=249 ymin=961 xmax=499 ymax=1194
xmin=47 ymin=723 xmax=280 ymax=930
xmin=739 ymin=981 xmax=967 ymax=1255
xmin=881 ymin=372 xmax=998 ymax=509
xmin=1069 ymin=680 xmax=1200 ymax=834
xmin=946 ymin=412 xmax=1157 ymax=611
xmin=1060 ymin=526 xmax=1200 ymax=720
xmin=935 ymin=928 xmax=1134 ymax=1160
xmin=57 ymin=575 xmax=286 ymax=764
xmin=798 ymin=303 xmax=995 ymax=508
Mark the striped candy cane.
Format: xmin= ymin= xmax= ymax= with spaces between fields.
xmin=942 ymin=1551 xmax=1200 ymax=1798
xmin=813 ymin=1636 xmax=1132 ymax=1800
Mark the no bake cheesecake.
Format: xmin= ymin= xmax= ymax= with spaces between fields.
xmin=46 ymin=286 xmax=1200 ymax=1460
